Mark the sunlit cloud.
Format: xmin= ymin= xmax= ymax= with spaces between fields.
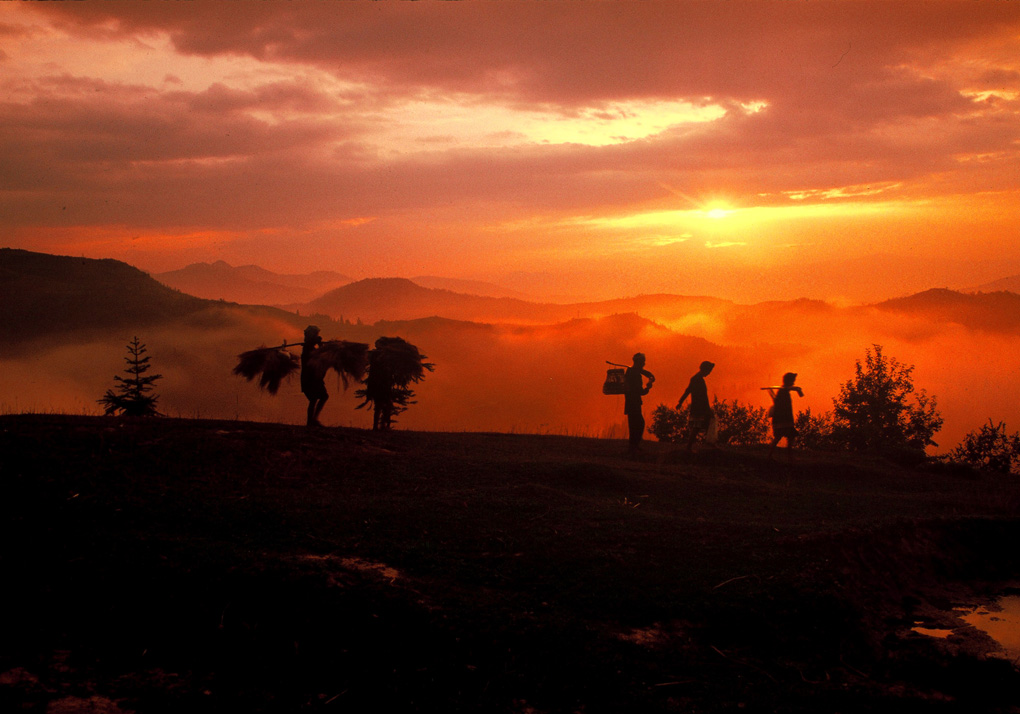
xmin=2 ymin=1 xmax=1019 ymax=301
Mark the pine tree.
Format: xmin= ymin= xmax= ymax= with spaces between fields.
xmin=99 ymin=337 xmax=163 ymax=417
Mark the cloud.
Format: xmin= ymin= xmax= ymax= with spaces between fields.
xmin=2 ymin=2 xmax=1019 ymax=301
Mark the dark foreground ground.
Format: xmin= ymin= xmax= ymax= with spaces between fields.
xmin=3 ymin=414 xmax=1020 ymax=713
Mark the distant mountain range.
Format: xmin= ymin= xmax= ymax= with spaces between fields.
xmin=7 ymin=249 xmax=1020 ymax=342
xmin=4 ymin=248 xmax=1020 ymax=441
xmin=153 ymin=260 xmax=353 ymax=305
xmin=873 ymin=288 xmax=1020 ymax=333
xmin=298 ymin=277 xmax=734 ymax=326
xmin=965 ymin=275 xmax=1020 ymax=294
xmin=152 ymin=261 xmax=531 ymax=306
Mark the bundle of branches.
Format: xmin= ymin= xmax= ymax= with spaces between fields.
xmin=233 ymin=347 xmax=299 ymax=395
xmin=356 ymin=336 xmax=435 ymax=430
xmin=307 ymin=340 xmax=370 ymax=389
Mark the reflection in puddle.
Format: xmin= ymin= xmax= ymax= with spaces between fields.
xmin=913 ymin=594 xmax=1020 ymax=663
xmin=957 ymin=595 xmax=1020 ymax=661
xmin=911 ymin=625 xmax=953 ymax=639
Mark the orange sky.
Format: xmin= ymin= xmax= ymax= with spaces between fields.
xmin=2 ymin=1 xmax=1019 ymax=302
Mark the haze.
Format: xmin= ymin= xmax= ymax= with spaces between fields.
xmin=2 ymin=2 xmax=1019 ymax=302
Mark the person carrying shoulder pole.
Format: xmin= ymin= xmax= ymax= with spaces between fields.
xmin=624 ymin=352 xmax=655 ymax=455
xmin=767 ymin=372 xmax=803 ymax=461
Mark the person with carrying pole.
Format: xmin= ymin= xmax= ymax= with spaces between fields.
xmin=233 ymin=326 xmax=369 ymax=427
xmin=764 ymin=372 xmax=803 ymax=461
xmin=623 ymin=353 xmax=655 ymax=455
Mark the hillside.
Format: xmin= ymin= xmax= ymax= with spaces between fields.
xmin=3 ymin=414 xmax=1020 ymax=712
xmin=874 ymin=288 xmax=1020 ymax=334
xmin=0 ymin=248 xmax=209 ymax=343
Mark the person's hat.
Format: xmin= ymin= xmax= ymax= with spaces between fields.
xmin=783 ymin=372 xmax=798 ymax=384
xmin=700 ymin=360 xmax=715 ymax=371
xmin=633 ymin=352 xmax=646 ymax=363
xmin=304 ymin=325 xmax=320 ymax=336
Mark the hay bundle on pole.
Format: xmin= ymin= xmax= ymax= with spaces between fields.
xmin=307 ymin=340 xmax=370 ymax=389
xmin=233 ymin=346 xmax=299 ymax=395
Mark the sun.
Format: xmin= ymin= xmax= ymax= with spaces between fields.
xmin=706 ymin=208 xmax=730 ymax=220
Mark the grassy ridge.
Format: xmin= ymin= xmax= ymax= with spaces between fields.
xmin=2 ymin=414 xmax=1020 ymax=712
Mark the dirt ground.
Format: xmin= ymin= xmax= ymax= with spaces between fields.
xmin=3 ymin=414 xmax=1020 ymax=713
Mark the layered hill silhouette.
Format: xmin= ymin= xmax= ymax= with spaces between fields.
xmin=965 ymin=274 xmax=1020 ymax=294
xmin=0 ymin=248 xmax=209 ymax=343
xmin=4 ymin=247 xmax=1020 ymax=444
xmin=154 ymin=260 xmax=352 ymax=305
xmin=299 ymin=276 xmax=734 ymax=326
xmin=874 ymin=288 xmax=1020 ymax=333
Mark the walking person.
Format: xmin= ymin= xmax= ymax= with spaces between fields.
xmin=678 ymin=360 xmax=716 ymax=452
xmin=624 ymin=352 xmax=655 ymax=454
xmin=768 ymin=372 xmax=803 ymax=461
xmin=300 ymin=325 xmax=329 ymax=427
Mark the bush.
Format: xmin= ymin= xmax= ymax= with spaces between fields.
xmin=649 ymin=403 xmax=690 ymax=444
xmin=949 ymin=420 xmax=1020 ymax=475
xmin=650 ymin=397 xmax=769 ymax=446
xmin=794 ymin=408 xmax=837 ymax=451
xmin=831 ymin=344 xmax=942 ymax=452
xmin=712 ymin=398 xmax=770 ymax=446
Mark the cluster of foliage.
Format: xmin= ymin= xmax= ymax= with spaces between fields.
xmin=830 ymin=344 xmax=943 ymax=452
xmin=356 ymin=336 xmax=435 ymax=431
xmin=794 ymin=409 xmax=837 ymax=451
xmin=948 ymin=420 xmax=1020 ymax=475
xmin=98 ymin=337 xmax=162 ymax=417
xmin=650 ymin=397 xmax=769 ymax=446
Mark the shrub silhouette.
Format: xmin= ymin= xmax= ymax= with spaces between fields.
xmin=949 ymin=420 xmax=1020 ymax=474
xmin=831 ymin=344 xmax=942 ymax=452
xmin=650 ymin=397 xmax=768 ymax=446
xmin=794 ymin=408 xmax=837 ymax=451
xmin=98 ymin=336 xmax=162 ymax=417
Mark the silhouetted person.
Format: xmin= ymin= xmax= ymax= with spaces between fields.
xmin=624 ymin=352 xmax=655 ymax=454
xmin=300 ymin=325 xmax=328 ymax=427
xmin=678 ymin=360 xmax=716 ymax=452
xmin=768 ymin=372 xmax=803 ymax=461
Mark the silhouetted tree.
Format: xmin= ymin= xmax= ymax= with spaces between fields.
xmin=99 ymin=336 xmax=162 ymax=416
xmin=949 ymin=420 xmax=1020 ymax=475
xmin=831 ymin=344 xmax=942 ymax=452
xmin=356 ymin=337 xmax=434 ymax=430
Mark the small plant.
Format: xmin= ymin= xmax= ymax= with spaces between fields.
xmin=99 ymin=336 xmax=163 ymax=416
xmin=949 ymin=420 xmax=1020 ymax=475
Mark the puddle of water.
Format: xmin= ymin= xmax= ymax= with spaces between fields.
xmin=957 ymin=595 xmax=1020 ymax=661
xmin=911 ymin=625 xmax=954 ymax=639
xmin=913 ymin=594 xmax=1020 ymax=663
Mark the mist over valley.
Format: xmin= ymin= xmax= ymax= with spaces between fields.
xmin=3 ymin=248 xmax=1019 ymax=450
